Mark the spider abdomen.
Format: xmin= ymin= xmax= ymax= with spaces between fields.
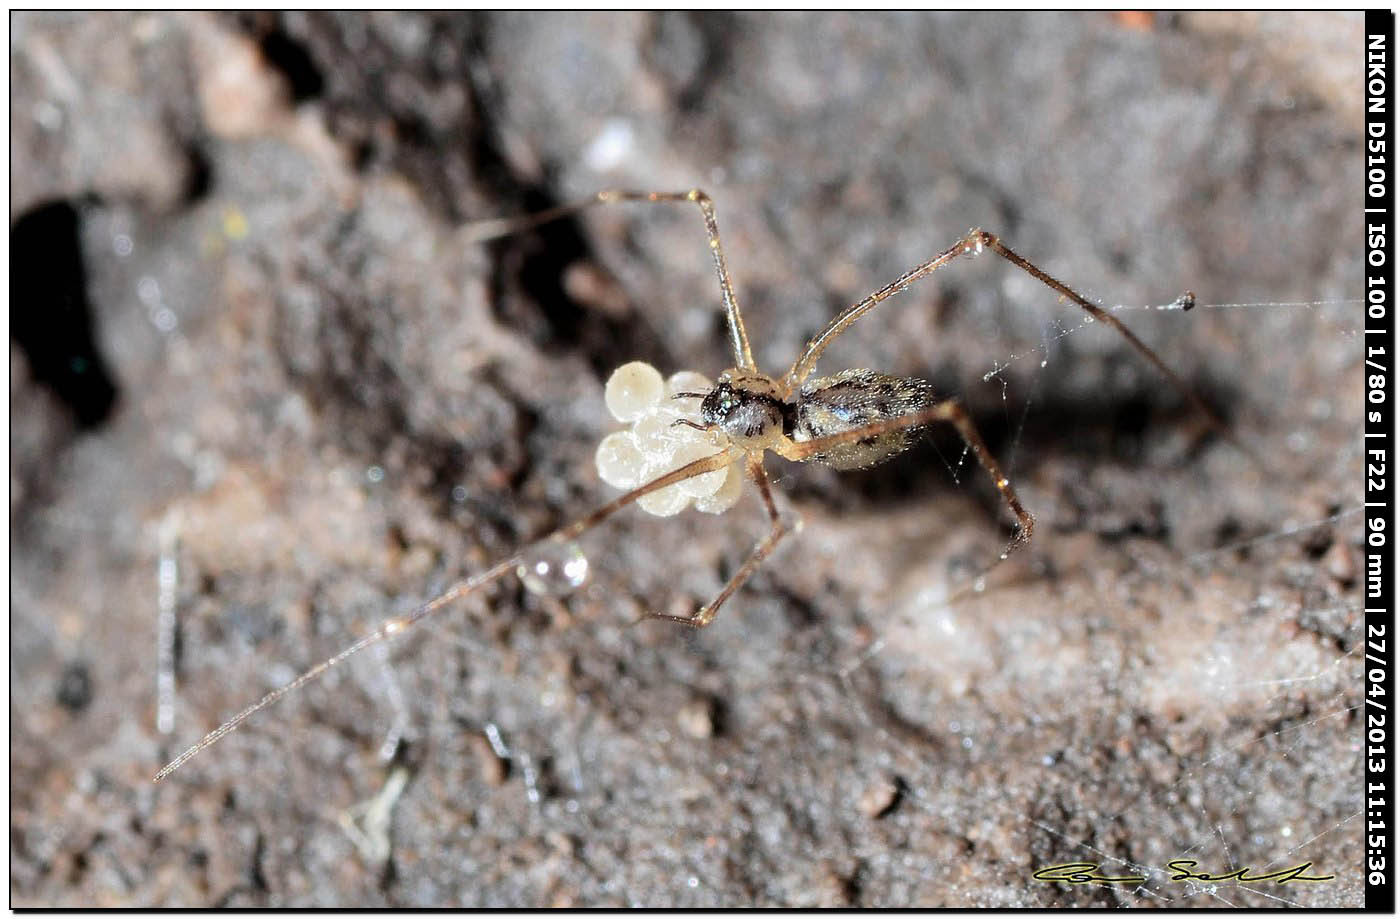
xmin=792 ymin=369 xmax=938 ymax=469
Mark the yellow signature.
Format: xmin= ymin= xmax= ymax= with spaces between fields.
xmin=1033 ymin=860 xmax=1334 ymax=886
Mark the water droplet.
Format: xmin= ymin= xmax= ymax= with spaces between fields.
xmin=517 ymin=540 xmax=590 ymax=597
xmin=972 ymin=576 xmax=987 ymax=593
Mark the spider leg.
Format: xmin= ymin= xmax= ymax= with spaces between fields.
xmin=971 ymin=230 xmax=1228 ymax=438
xmin=776 ymin=399 xmax=1035 ymax=555
xmin=785 ymin=236 xmax=970 ymax=390
xmin=154 ymin=448 xmax=739 ymax=781
xmin=783 ymin=230 xmax=1228 ymax=444
xmin=645 ymin=456 xmax=792 ymax=629
xmin=460 ymin=188 xmax=755 ymax=371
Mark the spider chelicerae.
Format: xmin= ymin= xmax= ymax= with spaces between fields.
xmin=156 ymin=188 xmax=1219 ymax=781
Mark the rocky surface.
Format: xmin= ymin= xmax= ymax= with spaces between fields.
xmin=11 ymin=11 xmax=1364 ymax=906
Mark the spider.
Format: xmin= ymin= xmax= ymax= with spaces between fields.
xmin=155 ymin=188 xmax=1220 ymax=781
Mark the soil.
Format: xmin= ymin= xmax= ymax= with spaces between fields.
xmin=11 ymin=11 xmax=1365 ymax=907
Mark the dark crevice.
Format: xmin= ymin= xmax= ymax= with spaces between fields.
xmin=244 ymin=16 xmax=325 ymax=103
xmin=461 ymin=26 xmax=675 ymax=379
xmin=378 ymin=851 xmax=399 ymax=895
xmin=843 ymin=862 xmax=866 ymax=907
xmin=489 ymin=187 xmax=596 ymax=350
xmin=55 ymin=660 xmax=93 ymax=713
xmin=468 ymin=363 xmax=542 ymax=494
xmin=248 ymin=13 xmax=484 ymax=220
xmin=248 ymin=832 xmax=269 ymax=895
xmin=11 ymin=200 xmax=120 ymax=429
xmin=181 ymin=140 xmax=214 ymax=205
xmin=653 ymin=12 xmax=738 ymax=114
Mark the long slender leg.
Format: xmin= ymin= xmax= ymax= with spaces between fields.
xmin=646 ymin=456 xmax=791 ymax=628
xmin=776 ymin=399 xmax=1035 ymax=554
xmin=460 ymin=188 xmax=755 ymax=371
xmin=783 ymin=229 xmax=1224 ymax=438
xmin=971 ymin=230 xmax=1226 ymax=435
xmin=785 ymin=236 xmax=970 ymax=391
xmin=155 ymin=448 xmax=739 ymax=781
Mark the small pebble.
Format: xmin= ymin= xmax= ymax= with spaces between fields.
xmin=1323 ymin=539 xmax=1356 ymax=585
xmin=562 ymin=261 xmax=629 ymax=317
xmin=470 ymin=733 xmax=507 ymax=786
xmin=677 ymin=698 xmax=715 ymax=740
xmin=858 ymin=775 xmax=901 ymax=819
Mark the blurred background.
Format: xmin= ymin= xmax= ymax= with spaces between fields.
xmin=11 ymin=11 xmax=1364 ymax=906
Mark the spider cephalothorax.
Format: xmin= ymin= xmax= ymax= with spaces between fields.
xmin=700 ymin=371 xmax=791 ymax=447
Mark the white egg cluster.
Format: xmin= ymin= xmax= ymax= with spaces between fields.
xmin=595 ymin=361 xmax=743 ymax=516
